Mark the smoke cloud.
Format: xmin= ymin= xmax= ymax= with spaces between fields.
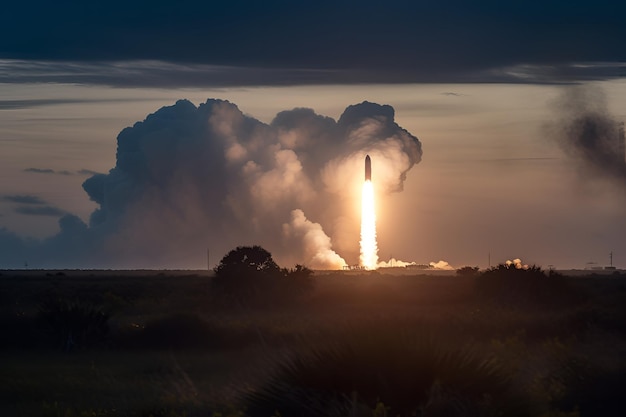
xmin=505 ymin=258 xmax=529 ymax=270
xmin=547 ymin=85 xmax=626 ymax=183
xmin=282 ymin=209 xmax=346 ymax=270
xmin=429 ymin=260 xmax=455 ymax=271
xmin=1 ymin=99 xmax=422 ymax=269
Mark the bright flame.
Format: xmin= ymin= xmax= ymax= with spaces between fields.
xmin=360 ymin=180 xmax=378 ymax=269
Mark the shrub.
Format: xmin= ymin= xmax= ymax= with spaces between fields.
xmin=244 ymin=332 xmax=528 ymax=417
xmin=116 ymin=313 xmax=256 ymax=350
xmin=0 ymin=314 xmax=42 ymax=349
xmin=456 ymin=266 xmax=480 ymax=277
xmin=37 ymin=298 xmax=110 ymax=351
xmin=475 ymin=264 xmax=584 ymax=309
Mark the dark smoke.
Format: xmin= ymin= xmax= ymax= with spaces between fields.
xmin=548 ymin=85 xmax=626 ymax=183
xmin=1 ymin=99 xmax=422 ymax=269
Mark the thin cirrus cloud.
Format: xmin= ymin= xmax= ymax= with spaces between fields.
xmin=3 ymin=194 xmax=47 ymax=205
xmin=0 ymin=59 xmax=625 ymax=88
xmin=15 ymin=205 xmax=66 ymax=217
xmin=24 ymin=168 xmax=101 ymax=176
xmin=3 ymin=194 xmax=66 ymax=217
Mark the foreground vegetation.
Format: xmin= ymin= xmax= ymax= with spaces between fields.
xmin=1 ymin=262 xmax=625 ymax=416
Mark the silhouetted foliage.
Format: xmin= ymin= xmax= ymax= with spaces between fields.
xmin=456 ymin=266 xmax=480 ymax=277
xmin=115 ymin=313 xmax=257 ymax=350
xmin=281 ymin=264 xmax=315 ymax=297
xmin=560 ymin=366 xmax=626 ymax=417
xmin=212 ymin=246 xmax=315 ymax=305
xmin=3 ymin=270 xmax=626 ymax=416
xmin=212 ymin=245 xmax=281 ymax=299
xmin=37 ymin=298 xmax=110 ymax=351
xmin=475 ymin=264 xmax=584 ymax=308
xmin=0 ymin=314 xmax=42 ymax=349
xmin=245 ymin=333 xmax=528 ymax=417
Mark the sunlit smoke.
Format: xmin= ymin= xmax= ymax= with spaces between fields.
xmin=377 ymin=258 xmax=416 ymax=268
xmin=282 ymin=209 xmax=347 ymax=270
xmin=429 ymin=260 xmax=455 ymax=270
xmin=0 ymin=99 xmax=423 ymax=269
xmin=505 ymin=258 xmax=528 ymax=269
xmin=360 ymin=180 xmax=378 ymax=269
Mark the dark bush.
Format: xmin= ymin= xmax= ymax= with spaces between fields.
xmin=245 ymin=333 xmax=528 ymax=417
xmin=570 ymin=367 xmax=626 ymax=417
xmin=456 ymin=266 xmax=480 ymax=277
xmin=475 ymin=264 xmax=585 ymax=309
xmin=534 ymin=346 xmax=626 ymax=417
xmin=37 ymin=298 xmax=110 ymax=350
xmin=116 ymin=313 xmax=256 ymax=350
xmin=0 ymin=314 xmax=42 ymax=349
xmin=280 ymin=264 xmax=315 ymax=298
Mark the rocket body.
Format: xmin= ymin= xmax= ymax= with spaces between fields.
xmin=365 ymin=155 xmax=372 ymax=181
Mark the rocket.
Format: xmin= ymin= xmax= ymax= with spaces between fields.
xmin=365 ymin=154 xmax=372 ymax=181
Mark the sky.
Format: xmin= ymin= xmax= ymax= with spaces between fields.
xmin=0 ymin=1 xmax=625 ymax=270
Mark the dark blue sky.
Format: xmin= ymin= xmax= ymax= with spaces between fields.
xmin=1 ymin=0 xmax=625 ymax=85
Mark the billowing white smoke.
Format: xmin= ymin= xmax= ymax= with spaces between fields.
xmin=377 ymin=258 xmax=416 ymax=268
xmin=1 ymin=99 xmax=422 ymax=269
xmin=505 ymin=258 xmax=528 ymax=270
xmin=282 ymin=209 xmax=346 ymax=270
xmin=376 ymin=258 xmax=455 ymax=270
xmin=429 ymin=260 xmax=455 ymax=270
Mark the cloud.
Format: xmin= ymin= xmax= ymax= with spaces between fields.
xmin=1 ymin=59 xmax=625 ymax=88
xmin=77 ymin=169 xmax=102 ymax=176
xmin=546 ymin=85 xmax=626 ymax=183
xmin=0 ymin=99 xmax=422 ymax=269
xmin=24 ymin=168 xmax=56 ymax=174
xmin=24 ymin=168 xmax=80 ymax=176
xmin=3 ymin=194 xmax=46 ymax=205
xmin=0 ymin=59 xmax=344 ymax=88
xmin=15 ymin=205 xmax=66 ymax=217
xmin=1 ymin=1 xmax=626 ymax=86
xmin=0 ymin=98 xmax=102 ymax=110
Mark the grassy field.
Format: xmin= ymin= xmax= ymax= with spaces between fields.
xmin=1 ymin=269 xmax=625 ymax=416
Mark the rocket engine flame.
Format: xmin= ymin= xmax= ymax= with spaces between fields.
xmin=360 ymin=179 xmax=378 ymax=269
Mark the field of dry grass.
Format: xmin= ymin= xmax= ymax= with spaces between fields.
xmin=1 ymin=269 xmax=625 ymax=416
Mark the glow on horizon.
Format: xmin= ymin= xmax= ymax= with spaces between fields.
xmin=360 ymin=180 xmax=378 ymax=269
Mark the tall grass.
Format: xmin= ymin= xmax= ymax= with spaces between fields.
xmin=1 ymin=270 xmax=625 ymax=416
xmin=244 ymin=329 xmax=528 ymax=417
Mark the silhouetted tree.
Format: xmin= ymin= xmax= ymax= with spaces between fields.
xmin=214 ymin=245 xmax=280 ymax=277
xmin=212 ymin=246 xmax=314 ymax=305
xmin=213 ymin=246 xmax=280 ymax=299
